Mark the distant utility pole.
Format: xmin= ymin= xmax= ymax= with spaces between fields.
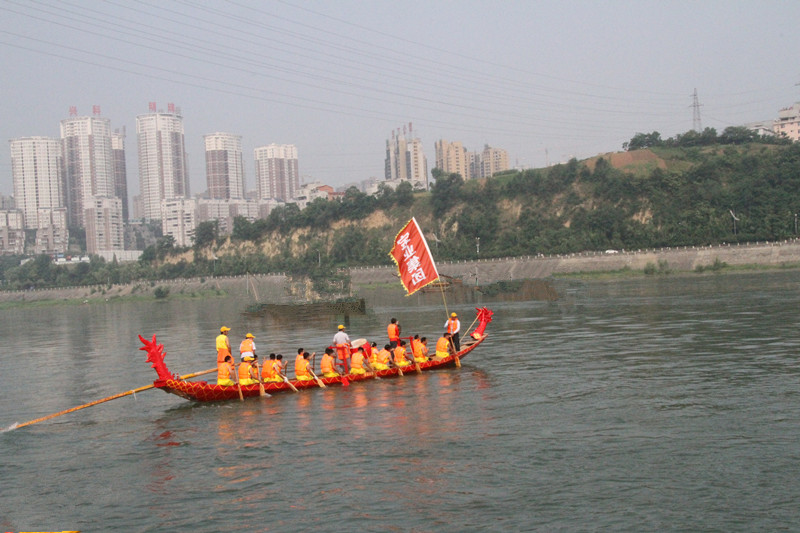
xmin=691 ymin=88 xmax=703 ymax=132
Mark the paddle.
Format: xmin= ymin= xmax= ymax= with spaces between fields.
xmin=255 ymin=362 xmax=269 ymax=397
xmin=282 ymin=375 xmax=299 ymax=393
xmin=15 ymin=367 xmax=218 ymax=429
xmin=449 ymin=338 xmax=461 ymax=368
xmin=309 ymin=369 xmax=327 ymax=388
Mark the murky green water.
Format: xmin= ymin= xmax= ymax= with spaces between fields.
xmin=2 ymin=271 xmax=800 ymax=531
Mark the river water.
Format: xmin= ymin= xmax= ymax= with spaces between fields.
xmin=2 ymin=271 xmax=800 ymax=532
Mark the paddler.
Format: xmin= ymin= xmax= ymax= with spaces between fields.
xmin=445 ymin=312 xmax=461 ymax=351
xmin=240 ymin=333 xmax=256 ymax=361
xmin=262 ymin=353 xmax=282 ymax=383
xmin=238 ymin=354 xmax=258 ymax=386
xmin=320 ymin=347 xmax=340 ymax=378
xmin=373 ymin=344 xmax=392 ymax=370
xmin=350 ymin=346 xmax=371 ymax=375
xmin=333 ymin=325 xmax=351 ymax=372
xmin=217 ymin=354 xmax=237 ymax=387
xmin=434 ymin=332 xmax=455 ymax=360
xmin=387 ymin=317 xmax=401 ymax=349
xmin=216 ymin=326 xmax=232 ymax=367
xmin=295 ymin=351 xmax=314 ymax=381
xmin=393 ymin=339 xmax=412 ymax=369
xmin=412 ymin=335 xmax=429 ymax=363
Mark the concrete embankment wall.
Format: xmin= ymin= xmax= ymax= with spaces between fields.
xmin=349 ymin=240 xmax=800 ymax=287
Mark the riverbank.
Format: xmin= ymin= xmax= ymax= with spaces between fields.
xmin=2 ymin=240 xmax=799 ymax=305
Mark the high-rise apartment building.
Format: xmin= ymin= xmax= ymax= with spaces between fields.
xmin=205 ymin=132 xmax=245 ymax=200
xmin=435 ymin=139 xmax=470 ymax=180
xmin=112 ymin=128 xmax=129 ymax=222
xmin=137 ymin=103 xmax=189 ymax=221
xmin=480 ymin=145 xmax=509 ymax=178
xmin=85 ymin=197 xmax=124 ymax=254
xmin=385 ymin=123 xmax=428 ymax=187
xmin=60 ymin=110 xmax=115 ymax=228
xmin=254 ymin=144 xmax=298 ymax=201
xmin=9 ymin=136 xmax=64 ymax=229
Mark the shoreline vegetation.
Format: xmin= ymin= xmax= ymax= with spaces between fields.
xmin=3 ymin=240 xmax=800 ymax=308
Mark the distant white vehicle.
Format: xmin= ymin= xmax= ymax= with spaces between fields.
xmin=604 ymin=249 xmax=619 ymax=254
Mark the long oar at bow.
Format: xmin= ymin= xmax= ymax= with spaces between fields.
xmin=15 ymin=367 xmax=218 ymax=429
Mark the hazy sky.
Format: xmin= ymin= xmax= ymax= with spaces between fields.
xmin=1 ymin=0 xmax=799 ymax=197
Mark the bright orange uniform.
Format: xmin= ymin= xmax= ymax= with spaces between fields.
xmin=394 ymin=345 xmax=411 ymax=367
xmin=387 ymin=323 xmax=400 ymax=343
xmin=435 ymin=337 xmax=450 ymax=358
xmin=217 ymin=361 xmax=235 ymax=386
xmin=412 ymin=339 xmax=427 ymax=362
xmin=216 ymin=333 xmax=231 ymax=364
xmin=238 ymin=361 xmax=257 ymax=386
xmin=350 ymin=351 xmax=366 ymax=375
xmin=295 ymin=358 xmax=312 ymax=381
xmin=321 ymin=353 xmax=338 ymax=377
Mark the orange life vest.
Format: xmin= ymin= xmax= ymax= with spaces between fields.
xmin=262 ymin=360 xmax=277 ymax=380
xmin=296 ymin=358 xmax=310 ymax=379
xmin=238 ymin=362 xmax=254 ymax=382
xmin=239 ymin=338 xmax=255 ymax=354
xmin=351 ymin=351 xmax=364 ymax=371
xmin=387 ymin=323 xmax=400 ymax=341
xmin=321 ymin=354 xmax=335 ymax=374
xmin=436 ymin=337 xmax=450 ymax=357
xmin=377 ymin=349 xmax=391 ymax=365
xmin=216 ymin=334 xmax=231 ymax=363
xmin=394 ymin=346 xmax=409 ymax=365
xmin=447 ymin=318 xmax=459 ymax=334
xmin=218 ymin=362 xmax=233 ymax=381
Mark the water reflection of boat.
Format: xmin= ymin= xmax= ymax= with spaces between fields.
xmin=139 ymin=307 xmax=494 ymax=403
xmin=244 ymin=297 xmax=366 ymax=316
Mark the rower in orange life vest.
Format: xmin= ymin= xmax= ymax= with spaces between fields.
xmin=350 ymin=346 xmax=375 ymax=375
xmin=333 ymin=325 xmax=351 ymax=372
xmin=372 ymin=344 xmax=392 ymax=370
xmin=262 ymin=353 xmax=283 ymax=383
xmin=217 ymin=355 xmax=237 ymax=387
xmin=387 ymin=317 xmax=401 ymax=349
xmin=295 ymin=351 xmax=314 ymax=381
xmin=393 ymin=339 xmax=412 ymax=369
xmin=238 ymin=354 xmax=259 ymax=386
xmin=411 ymin=335 xmax=429 ymax=363
xmin=216 ymin=326 xmax=232 ymax=367
xmin=445 ymin=312 xmax=461 ymax=351
xmin=434 ymin=332 xmax=455 ymax=360
xmin=320 ymin=347 xmax=339 ymax=378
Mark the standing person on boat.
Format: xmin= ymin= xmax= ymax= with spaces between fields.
xmin=295 ymin=351 xmax=314 ymax=381
xmin=216 ymin=326 xmax=232 ymax=367
xmin=320 ymin=348 xmax=339 ymax=378
xmin=412 ymin=335 xmax=429 ymax=363
xmin=262 ymin=353 xmax=282 ymax=383
xmin=238 ymin=355 xmax=258 ymax=386
xmin=239 ymin=333 xmax=256 ymax=361
xmin=393 ymin=340 xmax=412 ymax=369
xmin=445 ymin=313 xmax=461 ymax=351
xmin=434 ymin=332 xmax=455 ymax=360
xmin=217 ymin=355 xmax=237 ymax=387
xmin=333 ymin=325 xmax=351 ymax=372
xmin=387 ymin=318 xmax=401 ymax=349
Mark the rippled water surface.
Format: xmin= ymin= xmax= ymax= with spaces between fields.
xmin=2 ymin=271 xmax=800 ymax=532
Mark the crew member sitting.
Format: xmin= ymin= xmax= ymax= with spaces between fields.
xmin=435 ymin=332 xmax=454 ymax=360
xmin=373 ymin=344 xmax=392 ymax=370
xmin=350 ymin=347 xmax=368 ymax=375
xmin=262 ymin=353 xmax=283 ymax=382
xmin=320 ymin=348 xmax=339 ymax=378
xmin=217 ymin=354 xmax=237 ymax=387
xmin=238 ymin=355 xmax=258 ymax=386
xmin=393 ymin=340 xmax=412 ymax=368
xmin=295 ymin=351 xmax=314 ymax=381
xmin=412 ymin=335 xmax=429 ymax=363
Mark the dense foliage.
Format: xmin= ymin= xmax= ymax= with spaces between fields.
xmin=3 ymin=133 xmax=800 ymax=290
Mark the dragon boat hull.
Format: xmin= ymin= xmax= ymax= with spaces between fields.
xmin=140 ymin=307 xmax=493 ymax=403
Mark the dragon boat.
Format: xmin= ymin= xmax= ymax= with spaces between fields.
xmin=139 ymin=307 xmax=494 ymax=402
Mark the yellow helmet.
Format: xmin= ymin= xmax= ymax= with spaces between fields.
xmin=451 ymin=312 xmax=457 ymax=318
xmin=338 ymin=324 xmax=345 ymax=330
xmin=245 ymin=333 xmax=255 ymax=338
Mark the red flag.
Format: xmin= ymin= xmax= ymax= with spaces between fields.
xmin=389 ymin=217 xmax=440 ymax=296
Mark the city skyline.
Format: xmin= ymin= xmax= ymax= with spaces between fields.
xmin=2 ymin=1 xmax=800 ymax=199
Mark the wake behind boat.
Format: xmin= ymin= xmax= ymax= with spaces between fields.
xmin=139 ymin=307 xmax=493 ymax=402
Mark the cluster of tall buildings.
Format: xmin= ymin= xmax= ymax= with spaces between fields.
xmin=3 ymin=107 xmax=514 ymax=259
xmin=3 ymin=103 xmax=302 ymax=256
